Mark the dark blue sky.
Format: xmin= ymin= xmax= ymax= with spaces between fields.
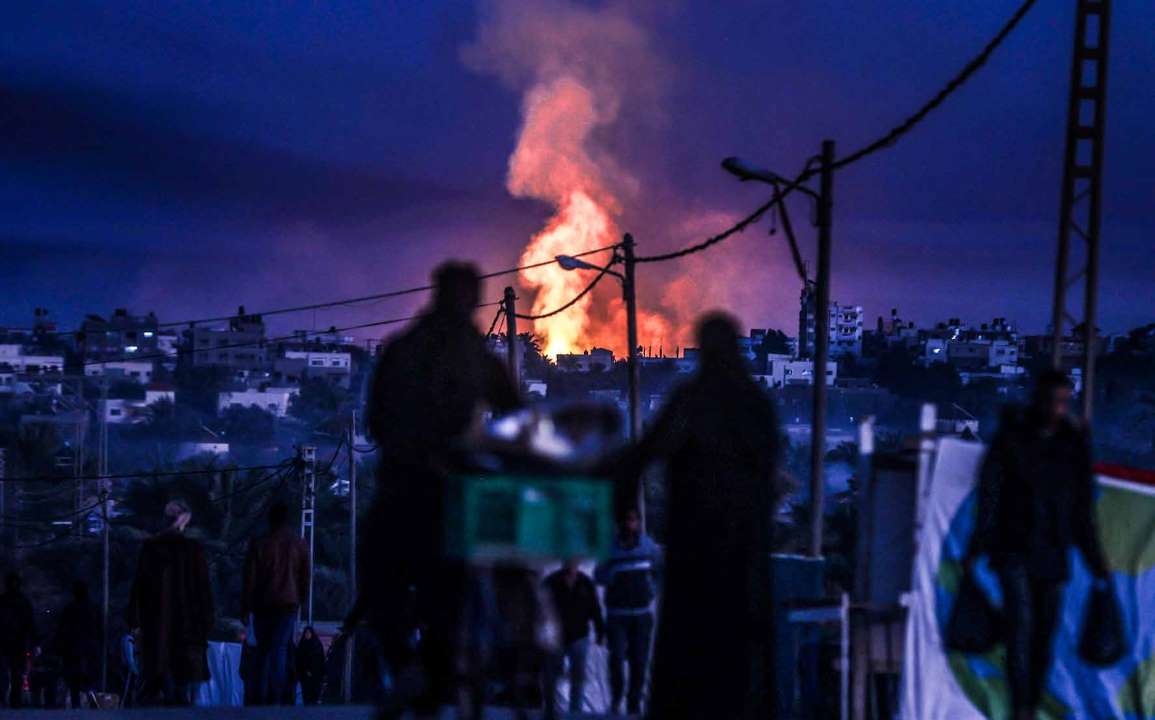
xmin=2 ymin=1 xmax=1152 ymax=340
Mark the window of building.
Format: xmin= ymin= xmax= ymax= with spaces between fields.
xmin=110 ymin=408 xmax=122 ymax=416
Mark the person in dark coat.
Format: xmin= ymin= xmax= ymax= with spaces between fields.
xmin=0 ymin=571 xmax=36 ymax=708
xmin=544 ymin=559 xmax=605 ymax=715
xmin=56 ymin=581 xmax=99 ymax=709
xmin=242 ymin=499 xmax=309 ymax=705
xmin=357 ymin=261 xmax=520 ymax=717
xmin=622 ymin=312 xmax=781 ymax=720
xmin=965 ymin=369 xmax=1110 ymax=720
xmin=127 ymin=499 xmax=215 ymax=706
xmin=295 ymin=626 xmax=326 ymax=704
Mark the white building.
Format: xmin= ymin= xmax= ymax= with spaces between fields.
xmin=283 ymin=350 xmax=352 ymax=372
xmin=0 ymin=345 xmax=64 ymax=374
xmin=99 ymin=398 xmax=150 ymax=425
xmin=145 ymin=384 xmax=177 ymax=405
xmin=217 ymin=386 xmax=300 ymax=417
xmin=556 ymin=348 xmax=615 ymax=373
xmin=85 ymin=360 xmax=155 ymax=383
xmin=758 ymin=355 xmax=838 ymax=388
xmin=798 ymin=289 xmax=864 ymax=358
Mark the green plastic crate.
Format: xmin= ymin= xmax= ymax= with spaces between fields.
xmin=446 ymin=474 xmax=613 ymax=562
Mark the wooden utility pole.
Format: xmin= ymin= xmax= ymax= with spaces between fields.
xmin=503 ymin=287 xmax=520 ymax=384
xmin=808 ymin=140 xmax=835 ymax=558
xmin=299 ymin=446 xmax=317 ymax=625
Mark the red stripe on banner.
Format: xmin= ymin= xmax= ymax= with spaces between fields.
xmin=1095 ymin=462 xmax=1155 ymax=488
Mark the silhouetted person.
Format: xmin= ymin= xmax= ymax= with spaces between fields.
xmin=359 ymin=261 xmax=520 ymax=716
xmin=127 ymin=499 xmax=214 ymax=706
xmin=0 ymin=571 xmax=35 ymax=707
xmin=242 ymin=499 xmax=309 ymax=705
xmin=626 ymin=312 xmax=781 ymax=720
xmin=966 ymin=370 xmax=1110 ymax=720
xmin=595 ymin=508 xmax=661 ymax=716
xmin=57 ymin=581 xmax=99 ymax=708
xmin=544 ymin=558 xmax=604 ymax=715
xmin=296 ymin=626 xmax=326 ymax=705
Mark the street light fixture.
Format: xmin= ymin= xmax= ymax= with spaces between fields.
xmin=555 ymin=254 xmax=624 ymax=278
xmin=555 ymin=239 xmax=645 ymax=526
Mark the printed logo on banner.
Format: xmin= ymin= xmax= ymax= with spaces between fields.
xmin=934 ymin=484 xmax=1155 ymax=719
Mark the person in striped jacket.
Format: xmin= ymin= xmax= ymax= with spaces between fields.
xmin=595 ymin=508 xmax=661 ymax=716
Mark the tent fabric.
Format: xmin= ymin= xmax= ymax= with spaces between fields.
xmin=195 ymin=641 xmax=244 ymax=707
xmin=902 ymin=438 xmax=1155 ymax=719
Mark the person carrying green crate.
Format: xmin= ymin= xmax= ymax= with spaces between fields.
xmin=356 ymin=261 xmax=521 ymax=718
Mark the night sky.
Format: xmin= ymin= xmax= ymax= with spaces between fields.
xmin=2 ymin=1 xmax=1152 ymax=342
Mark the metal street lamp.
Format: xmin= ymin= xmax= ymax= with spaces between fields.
xmin=556 ymin=237 xmax=645 ymax=525
xmin=721 ymin=144 xmax=835 ymax=559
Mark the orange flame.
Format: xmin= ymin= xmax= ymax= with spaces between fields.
xmin=508 ymin=76 xmax=672 ymax=358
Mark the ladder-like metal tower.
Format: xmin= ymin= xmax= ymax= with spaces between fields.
xmin=299 ymin=446 xmax=317 ymax=625
xmin=1050 ymin=0 xmax=1112 ymax=420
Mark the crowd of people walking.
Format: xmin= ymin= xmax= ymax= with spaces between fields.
xmin=0 ymin=261 xmax=1120 ymax=719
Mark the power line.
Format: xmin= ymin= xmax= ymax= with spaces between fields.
xmin=515 ymin=261 xmax=615 ymax=320
xmin=831 ymin=0 xmax=1038 ymax=172
xmin=208 ymin=461 xmax=297 ymax=504
xmin=636 ymin=0 xmax=1037 ymax=264
xmin=0 ymin=461 xmax=292 ymax=484
xmin=32 ymin=245 xmax=620 ymax=338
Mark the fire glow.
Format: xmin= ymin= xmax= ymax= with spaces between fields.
xmin=466 ymin=1 xmax=674 ymax=359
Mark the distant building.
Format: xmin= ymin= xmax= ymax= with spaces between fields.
xmin=798 ymin=287 xmax=863 ymax=358
xmin=217 ymin=386 xmax=299 ymax=417
xmin=556 ymin=348 xmax=614 ymax=373
xmin=79 ymin=309 xmax=160 ymax=362
xmin=176 ymin=430 xmax=230 ymax=461
xmin=99 ymin=398 xmax=148 ymax=425
xmin=757 ymin=355 xmax=838 ymax=388
xmin=0 ymin=345 xmax=64 ymax=375
xmin=85 ymin=360 xmax=155 ymax=383
xmin=190 ymin=309 xmax=267 ymax=370
xmin=281 ymin=349 xmax=352 ymax=385
xmin=145 ymin=383 xmax=176 ymax=405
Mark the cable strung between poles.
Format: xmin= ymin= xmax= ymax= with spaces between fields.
xmin=636 ymin=0 xmax=1038 ymax=264
xmin=514 ymin=261 xmax=615 ymax=320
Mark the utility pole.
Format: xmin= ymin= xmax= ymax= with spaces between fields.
xmin=808 ymin=139 xmax=835 ymax=558
xmin=344 ymin=416 xmax=357 ymax=704
xmin=1049 ymin=0 xmax=1111 ymax=421
xmin=503 ymin=286 xmax=520 ymax=384
xmin=0 ymin=449 xmax=6 ymax=548
xmin=621 ymin=234 xmax=646 ymax=530
xmin=299 ymin=446 xmax=317 ymax=626
xmin=622 ymin=234 xmax=642 ymax=442
xmin=100 ymin=487 xmax=110 ymax=692
xmin=347 ymin=414 xmax=357 ymax=612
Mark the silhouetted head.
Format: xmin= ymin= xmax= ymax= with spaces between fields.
xmin=696 ymin=312 xmax=743 ymax=370
xmin=72 ymin=580 xmax=89 ymax=603
xmin=1031 ymin=369 xmax=1075 ymax=427
xmin=618 ymin=507 xmax=642 ymax=545
xmin=432 ymin=261 xmax=481 ymax=318
xmin=163 ymin=499 xmax=192 ymax=532
xmin=301 ymin=626 xmax=316 ymax=642
xmin=269 ymin=499 xmax=290 ymax=529
xmin=3 ymin=571 xmax=20 ymax=593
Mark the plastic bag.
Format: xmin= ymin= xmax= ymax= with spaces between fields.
xmin=945 ymin=572 xmax=1001 ymax=654
xmin=1079 ymin=583 xmax=1127 ymax=667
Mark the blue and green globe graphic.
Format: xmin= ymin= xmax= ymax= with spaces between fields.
xmin=935 ymin=483 xmax=1155 ymax=719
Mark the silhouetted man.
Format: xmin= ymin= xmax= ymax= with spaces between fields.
xmin=544 ymin=558 xmax=605 ymax=715
xmin=57 ymin=581 xmax=99 ymax=709
xmin=626 ymin=312 xmax=781 ymax=719
xmin=967 ymin=370 xmax=1110 ymax=720
xmin=242 ymin=499 xmax=309 ymax=705
xmin=595 ymin=508 xmax=661 ymax=716
xmin=0 ymin=571 xmax=35 ymax=708
xmin=127 ymin=499 xmax=214 ymax=706
xmin=360 ymin=261 xmax=520 ymax=716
